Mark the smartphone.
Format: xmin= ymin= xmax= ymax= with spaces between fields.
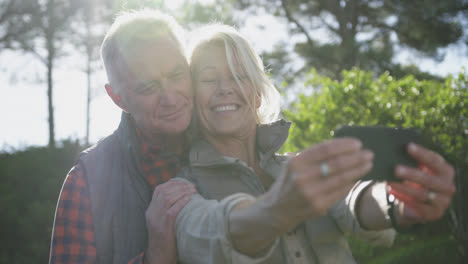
xmin=334 ymin=126 xmax=430 ymax=182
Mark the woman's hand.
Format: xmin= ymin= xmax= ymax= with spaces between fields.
xmin=265 ymin=138 xmax=374 ymax=233
xmin=229 ymin=138 xmax=373 ymax=255
xmin=387 ymin=143 xmax=456 ymax=226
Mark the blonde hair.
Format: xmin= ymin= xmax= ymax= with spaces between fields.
xmin=100 ymin=9 xmax=186 ymax=94
xmin=189 ymin=24 xmax=281 ymax=124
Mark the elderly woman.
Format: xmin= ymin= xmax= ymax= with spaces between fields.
xmin=174 ymin=24 xmax=455 ymax=264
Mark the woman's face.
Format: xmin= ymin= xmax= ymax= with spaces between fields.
xmin=193 ymin=44 xmax=259 ymax=140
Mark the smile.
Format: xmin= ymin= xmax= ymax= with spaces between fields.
xmin=212 ymin=104 xmax=239 ymax=112
xmin=160 ymin=104 xmax=187 ymax=119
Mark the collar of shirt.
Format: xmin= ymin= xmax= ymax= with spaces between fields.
xmin=135 ymin=126 xmax=184 ymax=190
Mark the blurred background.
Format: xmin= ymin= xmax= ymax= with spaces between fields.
xmin=0 ymin=0 xmax=467 ymax=263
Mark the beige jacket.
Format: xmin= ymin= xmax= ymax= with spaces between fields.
xmin=175 ymin=120 xmax=395 ymax=264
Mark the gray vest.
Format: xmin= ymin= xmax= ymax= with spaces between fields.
xmin=78 ymin=112 xmax=152 ymax=263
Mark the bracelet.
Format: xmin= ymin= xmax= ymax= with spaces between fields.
xmin=386 ymin=192 xmax=423 ymax=233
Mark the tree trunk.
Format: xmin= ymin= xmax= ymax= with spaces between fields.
xmin=84 ymin=4 xmax=93 ymax=147
xmin=47 ymin=44 xmax=55 ymax=148
xmin=85 ymin=51 xmax=91 ymax=146
xmin=336 ymin=0 xmax=358 ymax=70
xmin=46 ymin=0 xmax=56 ymax=148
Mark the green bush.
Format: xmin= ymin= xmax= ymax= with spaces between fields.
xmin=283 ymin=68 xmax=467 ymax=158
xmin=0 ymin=140 xmax=84 ymax=263
xmin=282 ymin=68 xmax=467 ymax=263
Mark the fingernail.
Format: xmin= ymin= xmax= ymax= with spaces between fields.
xmin=356 ymin=140 xmax=363 ymax=148
xmin=396 ymin=166 xmax=406 ymax=175
xmin=351 ymin=139 xmax=362 ymax=149
xmin=408 ymin=143 xmax=418 ymax=152
xmin=364 ymin=150 xmax=374 ymax=160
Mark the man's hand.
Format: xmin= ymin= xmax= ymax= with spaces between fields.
xmin=144 ymin=181 xmax=196 ymax=264
xmin=388 ymin=143 xmax=456 ymax=226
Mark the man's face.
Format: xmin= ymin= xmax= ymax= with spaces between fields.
xmin=117 ymin=36 xmax=193 ymax=138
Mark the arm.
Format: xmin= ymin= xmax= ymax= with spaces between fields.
xmin=49 ymin=165 xmax=97 ymax=263
xmin=49 ymin=165 xmax=189 ymax=264
xmin=355 ymin=181 xmax=392 ymax=230
xmin=175 ymin=191 xmax=277 ymax=264
xmin=229 ymin=138 xmax=374 ymax=255
xmin=176 ymin=138 xmax=372 ymax=262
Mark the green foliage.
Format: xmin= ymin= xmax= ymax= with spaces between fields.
xmin=177 ymin=0 xmax=235 ymax=27
xmin=0 ymin=0 xmax=40 ymax=50
xmin=349 ymin=233 xmax=458 ymax=263
xmin=0 ymin=140 xmax=84 ymax=263
xmin=238 ymin=0 xmax=467 ymax=79
xmin=282 ymin=68 xmax=468 ymax=263
xmin=283 ymin=68 xmax=468 ymax=160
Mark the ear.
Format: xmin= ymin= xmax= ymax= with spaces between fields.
xmin=255 ymin=93 xmax=262 ymax=109
xmin=105 ymin=84 xmax=127 ymax=112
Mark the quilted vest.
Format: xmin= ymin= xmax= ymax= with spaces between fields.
xmin=78 ymin=112 xmax=152 ymax=263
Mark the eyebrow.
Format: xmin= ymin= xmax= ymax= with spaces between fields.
xmin=171 ymin=63 xmax=186 ymax=73
xmin=197 ymin=65 xmax=216 ymax=73
xmin=134 ymin=63 xmax=187 ymax=88
xmin=134 ymin=80 xmax=159 ymax=91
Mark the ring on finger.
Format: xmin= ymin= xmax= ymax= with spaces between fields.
xmin=425 ymin=190 xmax=436 ymax=204
xmin=320 ymin=161 xmax=330 ymax=178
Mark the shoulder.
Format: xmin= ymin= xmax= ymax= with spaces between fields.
xmin=77 ymin=132 xmax=124 ymax=184
xmin=55 ymin=164 xmax=92 ymax=228
xmin=79 ymin=133 xmax=120 ymax=161
xmin=60 ymin=163 xmax=91 ymax=200
xmin=175 ymin=166 xmax=197 ymax=184
xmin=52 ymin=163 xmax=96 ymax=263
xmin=63 ymin=163 xmax=88 ymax=190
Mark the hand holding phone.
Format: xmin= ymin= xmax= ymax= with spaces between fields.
xmin=334 ymin=126 xmax=432 ymax=182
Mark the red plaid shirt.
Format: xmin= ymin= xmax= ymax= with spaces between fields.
xmin=49 ymin=129 xmax=184 ymax=263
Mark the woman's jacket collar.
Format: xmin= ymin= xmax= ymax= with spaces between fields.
xmin=189 ymin=119 xmax=291 ymax=167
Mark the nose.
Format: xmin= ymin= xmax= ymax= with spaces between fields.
xmin=158 ymin=90 xmax=178 ymax=105
xmin=215 ymin=79 xmax=235 ymax=96
xmin=158 ymin=79 xmax=178 ymax=105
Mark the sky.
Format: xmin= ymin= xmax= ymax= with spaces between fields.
xmin=1 ymin=7 xmax=467 ymax=152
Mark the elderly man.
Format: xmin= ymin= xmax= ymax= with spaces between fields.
xmin=49 ymin=10 xmax=196 ymax=264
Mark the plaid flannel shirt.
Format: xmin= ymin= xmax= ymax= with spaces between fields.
xmin=49 ymin=129 xmax=183 ymax=263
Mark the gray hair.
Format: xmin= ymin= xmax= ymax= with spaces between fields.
xmin=100 ymin=9 xmax=186 ymax=94
xmin=189 ymin=24 xmax=281 ymax=124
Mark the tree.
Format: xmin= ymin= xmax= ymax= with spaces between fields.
xmin=0 ymin=0 xmax=84 ymax=148
xmin=282 ymin=68 xmax=468 ymax=263
xmin=24 ymin=0 xmax=82 ymax=148
xmin=82 ymin=5 xmax=99 ymax=147
xmin=0 ymin=0 xmax=39 ymax=50
xmin=237 ymin=0 xmax=468 ymax=80
xmin=71 ymin=0 xmax=114 ymax=146
xmin=177 ymin=0 xmax=235 ymax=27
